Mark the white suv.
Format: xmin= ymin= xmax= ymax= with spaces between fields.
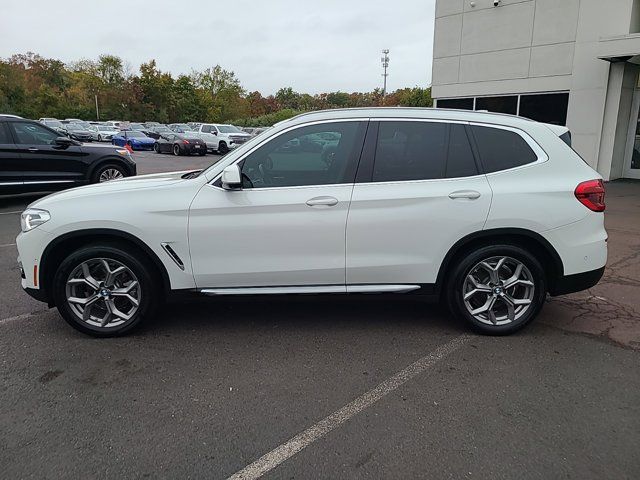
xmin=196 ymin=123 xmax=251 ymax=154
xmin=16 ymin=108 xmax=607 ymax=337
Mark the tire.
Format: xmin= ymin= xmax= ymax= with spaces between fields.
xmin=52 ymin=243 xmax=160 ymax=337
xmin=217 ymin=141 xmax=229 ymax=155
xmin=93 ymin=164 xmax=127 ymax=183
xmin=173 ymin=144 xmax=181 ymax=156
xmin=445 ymin=244 xmax=547 ymax=335
xmin=98 ymin=134 xmax=103 ymax=142
xmin=198 ymin=149 xmax=206 ymax=156
xmin=154 ymin=143 xmax=161 ymax=154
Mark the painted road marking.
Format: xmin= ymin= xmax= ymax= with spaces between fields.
xmin=0 ymin=211 xmax=22 ymax=215
xmin=227 ymin=334 xmax=471 ymax=480
xmin=0 ymin=312 xmax=34 ymax=326
xmin=0 ymin=243 xmax=17 ymax=248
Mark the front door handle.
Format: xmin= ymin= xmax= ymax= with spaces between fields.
xmin=27 ymin=147 xmax=39 ymax=153
xmin=306 ymin=196 xmax=338 ymax=207
xmin=448 ymin=190 xmax=481 ymax=200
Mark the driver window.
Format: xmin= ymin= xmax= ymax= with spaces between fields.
xmin=10 ymin=122 xmax=59 ymax=145
xmin=240 ymin=122 xmax=364 ymax=188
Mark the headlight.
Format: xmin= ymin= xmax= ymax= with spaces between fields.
xmin=115 ymin=149 xmax=131 ymax=156
xmin=21 ymin=208 xmax=51 ymax=232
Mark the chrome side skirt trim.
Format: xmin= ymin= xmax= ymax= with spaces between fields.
xmin=0 ymin=180 xmax=76 ymax=186
xmin=200 ymin=284 xmax=421 ymax=296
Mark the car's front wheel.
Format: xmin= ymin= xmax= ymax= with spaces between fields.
xmin=445 ymin=245 xmax=547 ymax=335
xmin=52 ymin=244 xmax=159 ymax=337
xmin=173 ymin=144 xmax=181 ymax=156
xmin=217 ymin=141 xmax=229 ymax=155
xmin=93 ymin=164 xmax=126 ymax=183
xmin=154 ymin=143 xmax=161 ymax=153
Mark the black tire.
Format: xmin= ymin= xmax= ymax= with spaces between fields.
xmin=98 ymin=134 xmax=103 ymax=142
xmin=52 ymin=243 xmax=160 ymax=337
xmin=217 ymin=141 xmax=229 ymax=155
xmin=173 ymin=144 xmax=181 ymax=156
xmin=154 ymin=143 xmax=161 ymax=154
xmin=92 ymin=163 xmax=127 ymax=183
xmin=198 ymin=149 xmax=206 ymax=156
xmin=445 ymin=244 xmax=547 ymax=335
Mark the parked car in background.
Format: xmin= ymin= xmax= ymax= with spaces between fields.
xmin=144 ymin=121 xmax=161 ymax=128
xmin=105 ymin=120 xmax=123 ymax=128
xmin=169 ymin=123 xmax=195 ymax=134
xmin=0 ymin=116 xmax=136 ymax=195
xmin=154 ymin=133 xmax=207 ymax=156
xmin=145 ymin=125 xmax=174 ymax=140
xmin=111 ymin=130 xmax=155 ymax=150
xmin=188 ymin=122 xmax=202 ymax=131
xmin=196 ymin=123 xmax=251 ymax=154
xmin=40 ymin=118 xmax=66 ymax=135
xmin=88 ymin=124 xmax=119 ymax=142
xmin=124 ymin=122 xmax=146 ymax=132
xmin=15 ymin=108 xmax=608 ymax=336
xmin=249 ymin=127 xmax=268 ymax=137
xmin=63 ymin=123 xmax=94 ymax=142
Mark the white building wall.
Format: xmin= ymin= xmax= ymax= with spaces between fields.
xmin=432 ymin=0 xmax=638 ymax=179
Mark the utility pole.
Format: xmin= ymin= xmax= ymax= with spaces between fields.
xmin=381 ymin=49 xmax=390 ymax=100
xmin=95 ymin=94 xmax=100 ymax=120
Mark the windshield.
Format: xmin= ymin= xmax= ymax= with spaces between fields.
xmin=67 ymin=125 xmax=86 ymax=131
xmin=99 ymin=126 xmax=117 ymax=132
xmin=45 ymin=120 xmax=63 ymax=128
xmin=217 ymin=125 xmax=243 ymax=134
xmin=123 ymin=131 xmax=147 ymax=138
xmin=129 ymin=123 xmax=145 ymax=130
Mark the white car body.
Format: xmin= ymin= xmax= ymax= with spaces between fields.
xmin=16 ymin=108 xmax=607 ymax=336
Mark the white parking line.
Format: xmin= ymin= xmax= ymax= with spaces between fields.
xmin=0 ymin=210 xmax=22 ymax=215
xmin=0 ymin=312 xmax=35 ymax=326
xmin=227 ymin=334 xmax=471 ymax=480
xmin=0 ymin=243 xmax=16 ymax=248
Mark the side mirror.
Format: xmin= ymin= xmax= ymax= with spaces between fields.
xmin=213 ymin=131 xmax=218 ymax=136
xmin=221 ymin=164 xmax=242 ymax=190
xmin=55 ymin=136 xmax=75 ymax=147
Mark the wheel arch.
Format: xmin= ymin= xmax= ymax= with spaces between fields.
xmin=87 ymin=156 xmax=135 ymax=181
xmin=39 ymin=228 xmax=171 ymax=306
xmin=435 ymin=228 xmax=564 ymax=296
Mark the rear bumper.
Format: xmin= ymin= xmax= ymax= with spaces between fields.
xmin=549 ymin=266 xmax=605 ymax=296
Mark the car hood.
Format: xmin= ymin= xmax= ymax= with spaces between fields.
xmin=130 ymin=137 xmax=156 ymax=143
xmin=31 ymin=170 xmax=198 ymax=208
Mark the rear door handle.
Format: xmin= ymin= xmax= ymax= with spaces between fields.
xmin=448 ymin=190 xmax=481 ymax=200
xmin=306 ymin=196 xmax=339 ymax=207
xmin=27 ymin=147 xmax=39 ymax=153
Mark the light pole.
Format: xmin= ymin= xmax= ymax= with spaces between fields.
xmin=381 ymin=49 xmax=390 ymax=101
xmin=95 ymin=94 xmax=100 ymax=120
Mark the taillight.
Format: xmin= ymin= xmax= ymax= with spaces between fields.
xmin=183 ymin=140 xmax=190 ymax=144
xmin=575 ymin=179 xmax=605 ymax=212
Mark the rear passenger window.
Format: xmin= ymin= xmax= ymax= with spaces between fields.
xmin=372 ymin=122 xmax=478 ymax=182
xmin=471 ymin=125 xmax=538 ymax=173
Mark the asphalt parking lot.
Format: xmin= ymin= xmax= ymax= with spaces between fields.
xmin=1 ymin=151 xmax=639 ymax=479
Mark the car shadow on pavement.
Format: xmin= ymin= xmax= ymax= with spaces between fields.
xmin=137 ymin=295 xmax=464 ymax=338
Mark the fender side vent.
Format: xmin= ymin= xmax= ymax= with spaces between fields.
xmin=161 ymin=243 xmax=185 ymax=270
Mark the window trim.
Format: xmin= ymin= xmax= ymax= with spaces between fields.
xmin=355 ymin=118 xmax=483 ymax=185
xmin=208 ymin=118 xmax=370 ymax=192
xmin=468 ymin=122 xmax=549 ymax=175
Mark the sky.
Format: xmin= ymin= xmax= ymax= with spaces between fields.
xmin=0 ymin=0 xmax=436 ymax=95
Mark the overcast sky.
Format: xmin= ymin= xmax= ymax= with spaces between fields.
xmin=0 ymin=0 xmax=435 ymax=95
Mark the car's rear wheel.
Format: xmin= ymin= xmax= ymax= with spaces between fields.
xmin=154 ymin=143 xmax=161 ymax=153
xmin=218 ymin=141 xmax=229 ymax=155
xmin=94 ymin=164 xmax=126 ymax=183
xmin=52 ymin=244 xmax=160 ymax=337
xmin=98 ymin=134 xmax=103 ymax=141
xmin=445 ymin=245 xmax=547 ymax=335
xmin=173 ymin=144 xmax=181 ymax=156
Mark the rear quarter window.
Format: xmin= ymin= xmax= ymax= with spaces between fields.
xmin=471 ymin=125 xmax=538 ymax=173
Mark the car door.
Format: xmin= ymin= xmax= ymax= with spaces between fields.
xmin=0 ymin=121 xmax=24 ymax=192
xmin=346 ymin=120 xmax=492 ymax=290
xmin=188 ymin=120 xmax=368 ymax=289
xmin=7 ymin=120 xmax=87 ymax=186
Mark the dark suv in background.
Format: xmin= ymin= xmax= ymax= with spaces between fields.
xmin=0 ymin=116 xmax=137 ymax=195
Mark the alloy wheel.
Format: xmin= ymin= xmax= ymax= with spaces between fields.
xmin=462 ymin=256 xmax=535 ymax=326
xmin=99 ymin=168 xmax=124 ymax=182
xmin=65 ymin=258 xmax=141 ymax=329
